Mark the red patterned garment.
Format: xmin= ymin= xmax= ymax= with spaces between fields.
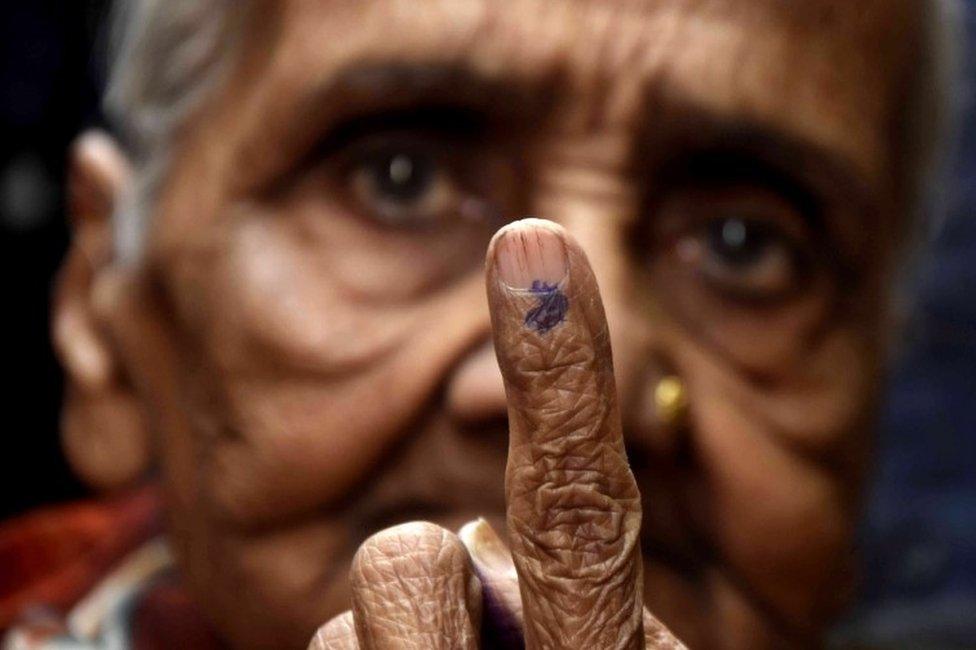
xmin=0 ymin=488 xmax=222 ymax=649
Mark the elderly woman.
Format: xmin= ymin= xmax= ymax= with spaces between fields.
xmin=0 ymin=0 xmax=956 ymax=648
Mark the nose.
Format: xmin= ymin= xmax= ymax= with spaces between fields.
xmin=531 ymin=140 xmax=686 ymax=456
xmin=444 ymin=133 xmax=667 ymax=441
xmin=531 ymin=137 xmax=650 ymax=401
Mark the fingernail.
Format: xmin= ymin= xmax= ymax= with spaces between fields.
xmin=458 ymin=519 xmax=516 ymax=577
xmin=492 ymin=218 xmax=568 ymax=291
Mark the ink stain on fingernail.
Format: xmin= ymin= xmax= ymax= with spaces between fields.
xmin=524 ymin=280 xmax=569 ymax=333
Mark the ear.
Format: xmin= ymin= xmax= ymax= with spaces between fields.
xmin=52 ymin=130 xmax=150 ymax=491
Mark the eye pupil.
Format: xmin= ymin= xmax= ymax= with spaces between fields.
xmin=388 ymin=154 xmax=413 ymax=185
xmin=721 ymin=219 xmax=747 ymax=249
xmin=710 ymin=217 xmax=765 ymax=267
xmin=376 ymin=152 xmax=430 ymax=203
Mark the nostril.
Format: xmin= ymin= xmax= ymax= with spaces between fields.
xmin=446 ymin=342 xmax=508 ymax=424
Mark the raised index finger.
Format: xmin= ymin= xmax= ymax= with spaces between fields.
xmin=486 ymin=219 xmax=644 ymax=649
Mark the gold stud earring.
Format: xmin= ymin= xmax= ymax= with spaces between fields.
xmin=654 ymin=375 xmax=688 ymax=429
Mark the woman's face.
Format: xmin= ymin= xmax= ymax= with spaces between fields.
xmin=96 ymin=0 xmax=921 ymax=646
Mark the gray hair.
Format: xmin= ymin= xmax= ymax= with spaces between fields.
xmin=103 ymin=0 xmax=964 ymax=259
xmin=104 ymin=0 xmax=243 ymax=259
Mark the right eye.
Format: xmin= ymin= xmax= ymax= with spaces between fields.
xmin=648 ymin=181 xmax=821 ymax=305
xmin=674 ymin=215 xmax=805 ymax=301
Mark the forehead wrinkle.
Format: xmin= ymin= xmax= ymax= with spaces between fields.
xmin=628 ymin=0 xmax=915 ymax=187
xmin=236 ymin=0 xmax=913 ymax=190
xmin=274 ymin=0 xmax=682 ymax=126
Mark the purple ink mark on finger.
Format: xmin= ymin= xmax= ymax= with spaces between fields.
xmin=524 ymin=280 xmax=569 ymax=334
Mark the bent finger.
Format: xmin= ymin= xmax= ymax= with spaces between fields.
xmin=486 ymin=219 xmax=644 ymax=649
xmin=309 ymin=611 xmax=359 ymax=650
xmin=350 ymin=521 xmax=482 ymax=650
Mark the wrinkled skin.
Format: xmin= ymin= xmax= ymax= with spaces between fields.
xmin=53 ymin=0 xmax=926 ymax=647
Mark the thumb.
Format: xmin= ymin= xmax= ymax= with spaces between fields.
xmin=459 ymin=519 xmax=523 ymax=648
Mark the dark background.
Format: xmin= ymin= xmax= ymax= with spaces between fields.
xmin=2 ymin=0 xmax=109 ymax=514
xmin=2 ymin=1 xmax=974 ymax=645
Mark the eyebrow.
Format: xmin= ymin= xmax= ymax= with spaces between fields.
xmin=290 ymin=62 xmax=876 ymax=184
xmin=271 ymin=61 xmax=560 ymax=165
xmin=236 ymin=60 xmax=562 ymax=197
xmin=636 ymin=99 xmax=882 ymax=214
xmin=313 ymin=62 xmax=558 ymax=117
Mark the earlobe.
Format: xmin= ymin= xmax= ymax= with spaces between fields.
xmin=52 ymin=130 xmax=150 ymax=491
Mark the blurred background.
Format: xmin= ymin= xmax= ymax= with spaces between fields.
xmin=1 ymin=1 xmax=973 ymax=646
xmin=2 ymin=1 xmax=108 ymax=515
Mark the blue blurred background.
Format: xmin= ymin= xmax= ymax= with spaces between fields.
xmin=840 ymin=5 xmax=976 ymax=646
xmin=2 ymin=1 xmax=973 ymax=646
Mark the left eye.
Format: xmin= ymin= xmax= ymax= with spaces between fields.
xmin=348 ymin=146 xmax=459 ymax=226
xmin=675 ymin=216 xmax=803 ymax=300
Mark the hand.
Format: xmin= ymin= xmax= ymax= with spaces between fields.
xmin=309 ymin=220 xmax=686 ymax=648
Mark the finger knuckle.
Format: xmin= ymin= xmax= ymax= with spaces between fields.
xmin=349 ymin=523 xmax=481 ymax=649
xmin=309 ymin=611 xmax=356 ymax=649
xmin=508 ymin=445 xmax=642 ymax=575
xmin=511 ymin=487 xmax=641 ymax=570
xmin=351 ymin=522 xmax=467 ymax=589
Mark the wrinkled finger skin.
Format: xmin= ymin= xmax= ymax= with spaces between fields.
xmin=462 ymin=518 xmax=688 ymax=650
xmin=349 ymin=522 xmax=483 ymax=649
xmin=310 ymin=611 xmax=359 ymax=650
xmin=487 ymin=220 xmax=645 ymax=649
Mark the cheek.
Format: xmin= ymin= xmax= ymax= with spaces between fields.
xmin=650 ymin=260 xmax=834 ymax=373
xmin=192 ymin=518 xmax=356 ymax=650
xmin=672 ymin=327 xmax=877 ymax=613
xmin=166 ymin=213 xmax=488 ymax=527
xmin=209 ymin=215 xmax=415 ymax=373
